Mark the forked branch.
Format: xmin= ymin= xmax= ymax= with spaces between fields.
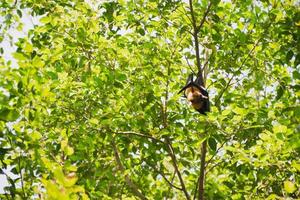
xmin=112 ymin=139 xmax=148 ymax=200
xmin=166 ymin=138 xmax=191 ymax=200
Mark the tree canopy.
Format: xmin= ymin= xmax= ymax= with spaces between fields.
xmin=0 ymin=0 xmax=299 ymax=199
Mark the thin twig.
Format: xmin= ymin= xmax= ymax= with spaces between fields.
xmin=184 ymin=55 xmax=197 ymax=75
xmin=205 ymin=161 xmax=223 ymax=174
xmin=193 ymin=176 xmax=200 ymax=200
xmin=202 ymin=51 xmax=212 ymax=82
xmin=92 ymin=127 xmax=165 ymax=144
xmin=112 ymin=139 xmax=148 ymax=200
xmin=205 ymin=139 xmax=227 ymax=167
xmin=114 ymin=131 xmax=165 ymax=144
xmin=196 ymin=2 xmax=213 ymax=32
xmin=188 ymin=0 xmax=197 ymax=29
xmin=177 ymin=6 xmax=193 ymax=26
xmin=188 ymin=0 xmax=202 ymax=77
xmin=147 ymin=162 xmax=182 ymax=191
xmin=166 ymin=138 xmax=191 ymax=200
xmin=18 ymin=153 xmax=26 ymax=199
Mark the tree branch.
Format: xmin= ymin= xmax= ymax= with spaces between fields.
xmin=187 ymin=1 xmax=213 ymax=199
xmin=18 ymin=153 xmax=26 ymax=199
xmin=147 ymin=162 xmax=183 ymax=191
xmin=197 ymin=139 xmax=207 ymax=200
xmin=196 ymin=2 xmax=213 ymax=33
xmin=166 ymin=138 xmax=191 ymax=200
xmin=188 ymin=0 xmax=197 ymax=29
xmin=112 ymin=140 xmax=148 ymax=200
xmin=205 ymin=161 xmax=223 ymax=175
xmin=184 ymin=55 xmax=197 ymax=75
xmin=188 ymin=0 xmax=202 ymax=81
xmin=205 ymin=139 xmax=227 ymax=167
xmin=188 ymin=0 xmax=212 ymax=86
xmin=114 ymin=131 xmax=165 ymax=144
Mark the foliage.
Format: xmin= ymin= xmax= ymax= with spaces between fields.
xmin=0 ymin=0 xmax=299 ymax=199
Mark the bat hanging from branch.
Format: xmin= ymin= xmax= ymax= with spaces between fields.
xmin=178 ymin=74 xmax=210 ymax=115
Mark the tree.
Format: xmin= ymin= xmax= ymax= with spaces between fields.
xmin=0 ymin=0 xmax=299 ymax=199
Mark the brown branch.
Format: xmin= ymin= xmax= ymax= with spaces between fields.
xmin=188 ymin=0 xmax=197 ymax=29
xmin=197 ymin=139 xmax=207 ymax=200
xmin=18 ymin=153 xmax=26 ymax=199
xmin=177 ymin=5 xmax=193 ymax=26
xmin=159 ymin=171 xmax=183 ymax=191
xmin=114 ymin=131 xmax=166 ymax=144
xmin=189 ymin=0 xmax=212 ymax=86
xmin=166 ymin=138 xmax=191 ymax=200
xmin=196 ymin=2 xmax=213 ymax=33
xmin=193 ymin=177 xmax=199 ymax=200
xmin=205 ymin=139 xmax=228 ymax=167
xmin=188 ymin=0 xmax=202 ymax=81
xmin=112 ymin=140 xmax=148 ymax=200
xmin=205 ymin=161 xmax=223 ymax=175
xmin=163 ymin=61 xmax=171 ymax=128
xmin=184 ymin=55 xmax=197 ymax=75
xmin=147 ymin=162 xmax=182 ymax=191
xmin=187 ymin=2 xmax=213 ymax=199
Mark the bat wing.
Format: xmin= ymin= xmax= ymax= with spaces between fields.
xmin=178 ymin=74 xmax=196 ymax=94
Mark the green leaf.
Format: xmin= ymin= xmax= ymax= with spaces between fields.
xmin=222 ymin=109 xmax=231 ymax=116
xmin=53 ymin=167 xmax=65 ymax=185
xmin=64 ymin=173 xmax=78 ymax=187
xmin=273 ymin=124 xmax=287 ymax=134
xmin=286 ymin=50 xmax=293 ymax=62
xmin=233 ymin=107 xmax=246 ymax=115
xmin=0 ymin=108 xmax=19 ymax=122
xmin=89 ymin=118 xmax=99 ymax=125
xmin=40 ymin=16 xmax=51 ymax=24
xmin=276 ymin=86 xmax=284 ymax=100
xmin=137 ymin=28 xmax=145 ymax=36
xmin=32 ymin=56 xmax=45 ymax=67
xmin=208 ymin=137 xmax=217 ymax=152
xmin=284 ymin=181 xmax=296 ymax=193
xmin=12 ymin=52 xmax=27 ymax=61
xmin=292 ymin=162 xmax=300 ymax=172
xmin=24 ymin=43 xmax=33 ymax=53
xmin=293 ymin=71 xmax=300 ymax=79
xmin=17 ymin=9 xmax=22 ymax=18
xmin=266 ymin=194 xmax=278 ymax=200
xmin=65 ymin=146 xmax=74 ymax=156
xmin=116 ymin=73 xmax=127 ymax=81
xmin=30 ymin=131 xmax=42 ymax=141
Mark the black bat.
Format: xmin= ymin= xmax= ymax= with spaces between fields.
xmin=179 ymin=74 xmax=210 ymax=115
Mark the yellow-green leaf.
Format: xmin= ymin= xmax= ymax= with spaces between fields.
xmin=40 ymin=16 xmax=51 ymax=24
xmin=233 ymin=107 xmax=246 ymax=115
xmin=65 ymin=146 xmax=74 ymax=156
xmin=222 ymin=109 xmax=231 ymax=116
xmin=24 ymin=43 xmax=33 ymax=53
xmin=64 ymin=173 xmax=78 ymax=187
xmin=284 ymin=180 xmax=296 ymax=193
xmin=32 ymin=56 xmax=45 ymax=68
xmin=273 ymin=124 xmax=287 ymax=134
xmin=13 ymin=52 xmax=27 ymax=61
xmin=31 ymin=131 xmax=42 ymax=141
xmin=89 ymin=118 xmax=99 ymax=125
